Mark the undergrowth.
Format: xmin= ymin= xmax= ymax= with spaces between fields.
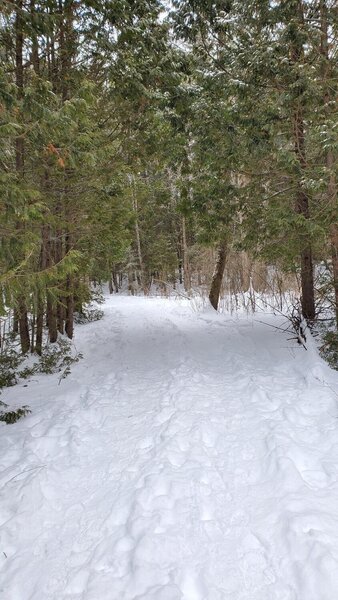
xmin=319 ymin=330 xmax=338 ymax=370
xmin=74 ymin=307 xmax=104 ymax=324
xmin=0 ymin=403 xmax=31 ymax=425
xmin=0 ymin=339 xmax=83 ymax=424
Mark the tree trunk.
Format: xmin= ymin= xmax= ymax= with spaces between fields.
xmin=30 ymin=0 xmax=44 ymax=350
xmin=112 ymin=270 xmax=118 ymax=292
xmin=15 ymin=0 xmax=24 ymax=174
xmin=46 ymin=5 xmax=57 ymax=92
xmin=47 ymin=294 xmax=58 ymax=343
xmin=36 ymin=225 xmax=48 ymax=354
xmin=18 ymin=299 xmax=30 ymax=354
xmin=56 ymin=232 xmax=65 ymax=335
xmin=59 ymin=0 xmax=75 ymax=340
xmin=132 ymin=185 xmax=147 ymax=295
xmin=15 ymin=0 xmax=30 ymax=352
xmin=295 ymin=186 xmax=315 ymax=320
xmin=299 ymin=246 xmax=315 ymax=320
xmin=182 ymin=216 xmax=191 ymax=292
xmin=65 ymin=233 xmax=74 ymax=339
xmin=35 ymin=295 xmax=44 ymax=355
xmin=65 ymin=277 xmax=74 ymax=339
xmin=291 ymin=1 xmax=315 ymax=321
xmin=320 ymin=0 xmax=338 ymax=325
xmin=13 ymin=308 xmax=19 ymax=334
xmin=178 ymin=255 xmax=183 ymax=285
xmin=59 ymin=0 xmax=74 ymax=101
xmin=30 ymin=0 xmax=39 ymax=73
xmin=330 ymin=223 xmax=338 ymax=325
xmin=30 ymin=312 xmax=35 ymax=353
xmin=209 ymin=239 xmax=227 ymax=311
xmin=57 ymin=302 xmax=65 ymax=334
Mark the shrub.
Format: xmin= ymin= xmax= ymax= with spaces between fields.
xmin=74 ymin=307 xmax=104 ymax=324
xmin=320 ymin=330 xmax=338 ymax=370
xmin=38 ymin=338 xmax=83 ymax=378
xmin=0 ymin=350 xmax=23 ymax=388
xmin=0 ymin=401 xmax=31 ymax=424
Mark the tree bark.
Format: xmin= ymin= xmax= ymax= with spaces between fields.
xmin=330 ymin=223 xmax=338 ymax=324
xmin=178 ymin=255 xmax=183 ymax=284
xmin=35 ymin=225 xmax=48 ymax=354
xmin=57 ymin=0 xmax=75 ymax=99
xmin=59 ymin=0 xmax=75 ymax=339
xmin=15 ymin=0 xmax=24 ymax=174
xmin=13 ymin=309 xmax=19 ymax=334
xmin=112 ymin=270 xmax=118 ymax=292
xmin=320 ymin=0 xmax=338 ymax=325
xmin=291 ymin=0 xmax=315 ymax=321
xmin=182 ymin=216 xmax=191 ymax=292
xmin=65 ymin=233 xmax=74 ymax=339
xmin=209 ymin=239 xmax=227 ymax=311
xmin=30 ymin=0 xmax=39 ymax=73
xmin=65 ymin=277 xmax=74 ymax=339
xmin=56 ymin=227 xmax=65 ymax=335
xmin=35 ymin=296 xmax=44 ymax=355
xmin=15 ymin=0 xmax=31 ymax=352
xmin=18 ymin=299 xmax=30 ymax=354
xmin=46 ymin=226 xmax=57 ymax=342
xmin=30 ymin=312 xmax=35 ymax=353
xmin=132 ymin=182 xmax=148 ymax=294
xmin=47 ymin=293 xmax=58 ymax=343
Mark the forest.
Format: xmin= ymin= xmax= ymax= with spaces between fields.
xmin=0 ymin=0 xmax=337 ymax=354
xmin=1 ymin=3 xmax=338 ymax=600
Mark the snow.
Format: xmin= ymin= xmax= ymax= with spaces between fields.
xmin=1 ymin=295 xmax=338 ymax=600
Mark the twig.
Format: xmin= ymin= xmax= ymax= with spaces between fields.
xmin=152 ymin=279 xmax=191 ymax=300
xmin=255 ymin=319 xmax=293 ymax=334
xmin=2 ymin=465 xmax=45 ymax=488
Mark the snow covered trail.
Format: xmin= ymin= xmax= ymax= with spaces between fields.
xmin=1 ymin=296 xmax=338 ymax=600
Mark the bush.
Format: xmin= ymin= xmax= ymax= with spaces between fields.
xmin=320 ymin=330 xmax=338 ymax=370
xmin=37 ymin=338 xmax=83 ymax=378
xmin=0 ymin=347 xmax=31 ymax=424
xmin=74 ymin=307 xmax=104 ymax=324
xmin=0 ymin=338 xmax=82 ymax=425
xmin=38 ymin=339 xmax=70 ymax=374
xmin=0 ymin=350 xmax=24 ymax=388
xmin=0 ymin=402 xmax=31 ymax=424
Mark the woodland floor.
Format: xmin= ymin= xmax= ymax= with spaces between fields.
xmin=1 ymin=295 xmax=338 ymax=600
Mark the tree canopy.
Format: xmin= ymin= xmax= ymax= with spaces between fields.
xmin=0 ymin=0 xmax=337 ymax=352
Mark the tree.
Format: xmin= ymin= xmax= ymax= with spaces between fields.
xmin=172 ymin=0 xmax=336 ymax=320
xmin=319 ymin=0 xmax=338 ymax=324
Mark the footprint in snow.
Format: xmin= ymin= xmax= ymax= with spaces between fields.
xmin=201 ymin=428 xmax=218 ymax=449
xmin=167 ymin=451 xmax=187 ymax=468
xmin=230 ymin=509 xmax=250 ymax=526
xmin=200 ymin=503 xmax=214 ymax=522
xmin=137 ymin=437 xmax=154 ymax=451
xmin=180 ymin=568 xmax=207 ymax=600
xmin=238 ymin=532 xmax=275 ymax=591
xmin=155 ymin=407 xmax=176 ymax=425
xmin=136 ymin=584 xmax=182 ymax=600
xmin=241 ymin=442 xmax=255 ymax=461
xmin=176 ymin=435 xmax=190 ymax=453
xmin=299 ymin=468 xmax=331 ymax=489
